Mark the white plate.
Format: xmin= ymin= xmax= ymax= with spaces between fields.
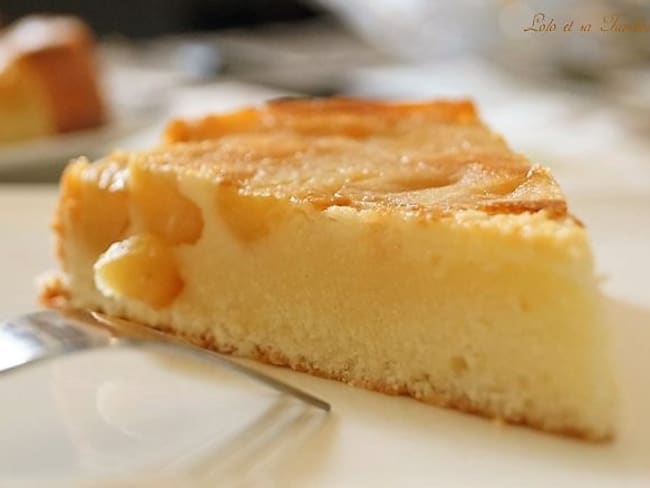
xmin=0 ymin=109 xmax=158 ymax=175
xmin=0 ymin=186 xmax=649 ymax=487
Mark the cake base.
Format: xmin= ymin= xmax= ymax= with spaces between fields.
xmin=39 ymin=275 xmax=611 ymax=442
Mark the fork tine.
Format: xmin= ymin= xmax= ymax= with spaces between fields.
xmin=89 ymin=312 xmax=331 ymax=412
xmin=0 ymin=309 xmax=331 ymax=412
xmin=115 ymin=337 xmax=331 ymax=411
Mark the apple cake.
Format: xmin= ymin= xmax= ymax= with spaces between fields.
xmin=45 ymin=98 xmax=616 ymax=441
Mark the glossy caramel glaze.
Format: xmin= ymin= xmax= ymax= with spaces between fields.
xmin=59 ymin=98 xmax=568 ymax=224
xmin=159 ymin=98 xmax=567 ymax=217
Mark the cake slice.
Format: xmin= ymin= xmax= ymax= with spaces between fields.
xmin=0 ymin=15 xmax=104 ymax=144
xmin=47 ymin=98 xmax=615 ymax=440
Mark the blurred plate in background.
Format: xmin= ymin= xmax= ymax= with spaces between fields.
xmin=0 ymin=109 xmax=157 ymax=175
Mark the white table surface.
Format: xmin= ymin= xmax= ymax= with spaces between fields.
xmin=1 ymin=81 xmax=649 ymax=486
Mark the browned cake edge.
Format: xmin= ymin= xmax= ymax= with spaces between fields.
xmin=38 ymin=275 xmax=611 ymax=443
xmin=163 ymin=97 xmax=481 ymax=143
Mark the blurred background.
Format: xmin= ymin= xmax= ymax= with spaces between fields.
xmin=1 ymin=0 xmax=650 ymax=193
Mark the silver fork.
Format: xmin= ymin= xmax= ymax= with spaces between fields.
xmin=0 ymin=309 xmax=330 ymax=411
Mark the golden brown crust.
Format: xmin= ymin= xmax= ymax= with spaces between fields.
xmin=37 ymin=272 xmax=70 ymax=309
xmin=164 ymin=98 xmax=480 ymax=142
xmin=1 ymin=16 xmax=104 ymax=134
xmin=54 ymin=98 xmax=570 ymax=223
xmin=157 ymin=98 xmax=568 ymax=218
xmin=38 ymin=282 xmax=610 ymax=442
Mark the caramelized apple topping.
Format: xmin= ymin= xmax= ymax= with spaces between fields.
xmin=94 ymin=233 xmax=183 ymax=309
xmin=216 ymin=185 xmax=288 ymax=242
xmin=156 ymin=98 xmax=567 ymax=218
xmin=129 ymin=163 xmax=203 ymax=245
xmin=59 ymin=157 xmax=130 ymax=255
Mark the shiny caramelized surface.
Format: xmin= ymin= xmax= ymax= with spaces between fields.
xmin=164 ymin=98 xmax=480 ymax=141
xmin=65 ymin=99 xmax=568 ymax=224
xmin=161 ymin=98 xmax=567 ymax=217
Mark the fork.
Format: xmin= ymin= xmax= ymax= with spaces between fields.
xmin=0 ymin=309 xmax=330 ymax=411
